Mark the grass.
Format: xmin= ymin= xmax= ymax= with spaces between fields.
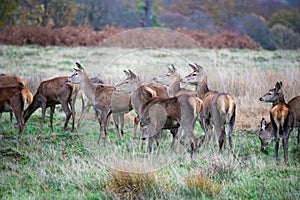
xmin=0 ymin=45 xmax=299 ymax=199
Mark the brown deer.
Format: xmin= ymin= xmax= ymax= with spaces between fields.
xmin=76 ymin=77 xmax=104 ymax=128
xmin=0 ymin=75 xmax=33 ymax=125
xmin=181 ymin=63 xmax=236 ymax=153
xmin=259 ymin=95 xmax=300 ymax=152
xmin=0 ymin=85 xmax=25 ymax=138
xmin=259 ymin=81 xmax=294 ymax=165
xmin=66 ymin=63 xmax=131 ymax=145
xmin=115 ymin=70 xmax=202 ymax=157
xmin=24 ymin=76 xmax=76 ymax=133
xmin=259 ymin=118 xmax=273 ymax=152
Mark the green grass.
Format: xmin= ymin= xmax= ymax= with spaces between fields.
xmin=0 ymin=46 xmax=299 ymax=199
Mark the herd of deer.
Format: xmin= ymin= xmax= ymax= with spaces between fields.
xmin=0 ymin=63 xmax=299 ymax=164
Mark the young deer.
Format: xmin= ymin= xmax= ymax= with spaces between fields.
xmin=259 ymin=118 xmax=273 ymax=152
xmin=259 ymin=81 xmax=294 ymax=165
xmin=115 ymin=70 xmax=202 ymax=157
xmin=0 ymin=85 xmax=25 ymax=138
xmin=66 ymin=63 xmax=131 ymax=145
xmin=181 ymin=63 xmax=236 ymax=153
xmin=24 ymin=76 xmax=76 ymax=133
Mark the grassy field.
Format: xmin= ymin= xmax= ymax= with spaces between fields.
xmin=0 ymin=45 xmax=299 ymax=199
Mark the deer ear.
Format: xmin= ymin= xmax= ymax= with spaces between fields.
xmin=261 ymin=118 xmax=267 ymax=130
xmin=275 ymin=81 xmax=282 ymax=91
xmin=189 ymin=63 xmax=197 ymax=71
xmin=171 ymin=64 xmax=177 ymax=72
xmin=128 ymin=69 xmax=137 ymax=79
xmin=194 ymin=63 xmax=203 ymax=71
xmin=75 ymin=62 xmax=85 ymax=71
xmin=123 ymin=70 xmax=130 ymax=77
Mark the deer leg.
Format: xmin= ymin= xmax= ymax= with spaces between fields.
xmin=96 ymin=111 xmax=103 ymax=145
xmin=155 ymin=130 xmax=162 ymax=155
xmin=132 ymin=115 xmax=140 ymax=139
xmin=113 ymin=114 xmax=122 ymax=138
xmin=11 ymin=104 xmax=24 ymax=139
xmin=69 ymin=101 xmax=75 ymax=132
xmin=61 ymin=102 xmax=72 ymax=132
xmin=77 ymin=104 xmax=91 ymax=128
xmin=170 ymin=128 xmax=178 ymax=150
xmin=297 ymin=125 xmax=300 ymax=148
xmin=120 ymin=113 xmax=124 ymax=136
xmin=282 ymin=136 xmax=289 ymax=165
xmin=40 ymin=102 xmax=47 ymax=133
xmin=148 ymin=136 xmax=154 ymax=154
xmin=49 ymin=105 xmax=55 ymax=133
xmin=10 ymin=112 xmax=13 ymax=126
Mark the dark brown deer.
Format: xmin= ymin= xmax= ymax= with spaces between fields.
xmin=259 ymin=81 xmax=295 ymax=165
xmin=24 ymin=76 xmax=76 ymax=133
xmin=66 ymin=63 xmax=131 ymax=145
xmin=0 ymin=85 xmax=25 ymax=138
xmin=181 ymin=63 xmax=236 ymax=153
xmin=115 ymin=70 xmax=202 ymax=157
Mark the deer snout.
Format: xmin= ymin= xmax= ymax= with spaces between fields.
xmin=259 ymin=97 xmax=264 ymax=101
xmin=153 ymin=77 xmax=158 ymax=82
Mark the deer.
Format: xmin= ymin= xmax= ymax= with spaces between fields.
xmin=259 ymin=117 xmax=273 ymax=152
xmin=0 ymin=75 xmax=33 ymax=125
xmin=181 ymin=63 xmax=236 ymax=154
xmin=259 ymin=95 xmax=300 ymax=152
xmin=259 ymin=82 xmax=295 ymax=164
xmin=23 ymin=76 xmax=76 ymax=133
xmin=152 ymin=64 xmax=196 ymax=97
xmin=76 ymin=77 xmax=104 ymax=128
xmin=114 ymin=70 xmax=202 ymax=157
xmin=66 ymin=63 xmax=131 ymax=145
xmin=0 ymin=84 xmax=25 ymax=138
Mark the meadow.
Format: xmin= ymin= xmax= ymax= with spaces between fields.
xmin=0 ymin=45 xmax=299 ymax=199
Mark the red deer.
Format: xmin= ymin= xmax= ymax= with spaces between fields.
xmin=259 ymin=95 xmax=300 ymax=152
xmin=181 ymin=63 xmax=236 ymax=153
xmin=259 ymin=82 xmax=295 ymax=164
xmin=66 ymin=63 xmax=131 ymax=145
xmin=0 ymin=85 xmax=25 ymax=138
xmin=0 ymin=75 xmax=33 ymax=125
xmin=259 ymin=117 xmax=273 ymax=152
xmin=24 ymin=76 xmax=76 ymax=133
xmin=115 ymin=70 xmax=202 ymax=157
xmin=153 ymin=65 xmax=196 ymax=97
xmin=75 ymin=77 xmax=104 ymax=128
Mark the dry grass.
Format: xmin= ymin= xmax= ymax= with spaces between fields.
xmin=185 ymin=170 xmax=223 ymax=197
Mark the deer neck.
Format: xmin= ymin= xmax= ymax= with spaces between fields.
xmin=196 ymin=78 xmax=210 ymax=100
xmin=168 ymin=75 xmax=181 ymax=96
xmin=131 ymin=86 xmax=149 ymax=115
xmin=80 ymin=74 xmax=96 ymax=103
xmin=272 ymin=92 xmax=286 ymax=107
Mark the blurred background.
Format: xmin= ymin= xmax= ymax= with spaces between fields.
xmin=0 ymin=0 xmax=299 ymax=49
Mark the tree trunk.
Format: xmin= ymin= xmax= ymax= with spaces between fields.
xmin=144 ymin=0 xmax=153 ymax=27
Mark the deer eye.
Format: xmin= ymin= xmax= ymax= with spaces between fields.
xmin=192 ymin=73 xmax=197 ymax=76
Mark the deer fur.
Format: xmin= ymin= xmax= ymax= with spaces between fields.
xmin=259 ymin=82 xmax=295 ymax=164
xmin=24 ymin=76 xmax=76 ymax=133
xmin=115 ymin=70 xmax=202 ymax=157
xmin=0 ymin=85 xmax=25 ymax=138
xmin=67 ymin=63 xmax=130 ymax=145
xmin=0 ymin=75 xmax=33 ymax=125
xmin=181 ymin=63 xmax=236 ymax=153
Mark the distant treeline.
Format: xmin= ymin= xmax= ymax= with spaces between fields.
xmin=0 ymin=0 xmax=299 ymax=49
xmin=0 ymin=25 xmax=260 ymax=49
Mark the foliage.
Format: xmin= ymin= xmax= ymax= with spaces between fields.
xmin=0 ymin=0 xmax=19 ymax=27
xmin=268 ymin=8 xmax=300 ymax=34
xmin=17 ymin=0 xmax=79 ymax=28
xmin=270 ymin=24 xmax=300 ymax=49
